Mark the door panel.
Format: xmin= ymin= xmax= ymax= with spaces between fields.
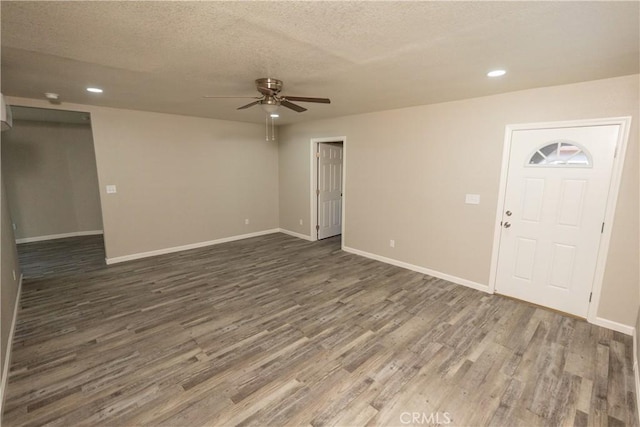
xmin=495 ymin=125 xmax=619 ymax=317
xmin=317 ymin=142 xmax=343 ymax=239
xmin=557 ymin=179 xmax=586 ymax=226
xmin=549 ymin=243 xmax=576 ymax=290
xmin=513 ymin=238 xmax=537 ymax=281
xmin=521 ymin=178 xmax=545 ymax=222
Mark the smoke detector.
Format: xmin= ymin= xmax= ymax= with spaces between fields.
xmin=44 ymin=92 xmax=61 ymax=104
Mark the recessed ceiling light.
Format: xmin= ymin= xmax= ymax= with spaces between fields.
xmin=86 ymin=87 xmax=103 ymax=93
xmin=487 ymin=69 xmax=507 ymax=77
xmin=270 ymin=113 xmax=279 ymax=118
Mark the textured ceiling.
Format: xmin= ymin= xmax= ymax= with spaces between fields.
xmin=1 ymin=1 xmax=638 ymax=125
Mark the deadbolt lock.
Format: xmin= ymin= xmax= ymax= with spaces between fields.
xmin=505 ymin=210 xmax=512 ymax=216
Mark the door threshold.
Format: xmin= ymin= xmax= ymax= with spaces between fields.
xmin=495 ymin=293 xmax=586 ymax=321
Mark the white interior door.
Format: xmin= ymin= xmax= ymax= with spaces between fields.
xmin=495 ymin=124 xmax=620 ymax=317
xmin=317 ymin=142 xmax=343 ymax=239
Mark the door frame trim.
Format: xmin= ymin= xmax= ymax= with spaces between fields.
xmin=488 ymin=117 xmax=632 ymax=324
xmin=309 ymin=137 xmax=346 ymax=243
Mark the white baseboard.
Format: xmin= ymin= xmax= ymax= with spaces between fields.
xmin=278 ymin=228 xmax=314 ymax=241
xmin=0 ymin=273 xmax=23 ymax=416
xmin=591 ymin=316 xmax=634 ymax=336
xmin=105 ymin=229 xmax=281 ymax=264
xmin=16 ymin=230 xmax=103 ymax=244
xmin=342 ymin=245 xmax=490 ymax=294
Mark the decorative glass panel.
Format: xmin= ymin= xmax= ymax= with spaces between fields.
xmin=528 ymin=141 xmax=591 ymax=167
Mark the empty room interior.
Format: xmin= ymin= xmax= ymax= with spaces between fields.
xmin=1 ymin=2 xmax=639 ymax=426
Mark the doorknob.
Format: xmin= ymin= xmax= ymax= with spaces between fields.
xmin=504 ymin=222 xmax=511 ymax=228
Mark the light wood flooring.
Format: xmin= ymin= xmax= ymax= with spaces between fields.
xmin=3 ymin=233 xmax=638 ymax=426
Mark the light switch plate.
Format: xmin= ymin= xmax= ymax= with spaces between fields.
xmin=465 ymin=194 xmax=480 ymax=204
xmin=106 ymin=185 xmax=117 ymax=194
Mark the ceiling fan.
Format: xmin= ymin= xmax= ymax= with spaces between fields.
xmin=205 ymin=78 xmax=330 ymax=113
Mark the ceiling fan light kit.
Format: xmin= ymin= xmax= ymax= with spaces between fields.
xmin=260 ymin=97 xmax=280 ymax=114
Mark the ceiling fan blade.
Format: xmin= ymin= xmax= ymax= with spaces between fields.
xmin=281 ymin=100 xmax=307 ymax=112
xmin=282 ymin=96 xmax=330 ymax=104
xmin=203 ymin=96 xmax=261 ymax=99
xmin=237 ymin=100 xmax=261 ymax=110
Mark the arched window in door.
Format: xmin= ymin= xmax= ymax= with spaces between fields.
xmin=528 ymin=141 xmax=592 ymax=167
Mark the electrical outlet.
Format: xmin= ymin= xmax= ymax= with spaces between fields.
xmin=299 ymin=219 xmax=303 ymax=225
xmin=12 ymin=223 xmax=17 ymax=230
xmin=106 ymin=185 xmax=117 ymax=194
xmin=12 ymin=270 xmax=16 ymax=281
xmin=390 ymin=239 xmax=395 ymax=248
xmin=245 ymin=219 xmax=249 ymax=225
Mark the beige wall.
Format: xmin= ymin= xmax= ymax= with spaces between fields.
xmin=2 ymin=120 xmax=103 ymax=240
xmin=278 ymin=74 xmax=640 ymax=328
xmin=1 ymin=171 xmax=21 ymax=387
xmin=4 ymin=99 xmax=280 ymax=260
xmin=90 ymin=109 xmax=279 ymax=260
xmin=637 ymin=89 xmax=640 ymax=369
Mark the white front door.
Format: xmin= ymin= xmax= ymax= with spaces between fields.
xmin=495 ymin=124 xmax=620 ymax=317
xmin=317 ymin=142 xmax=343 ymax=239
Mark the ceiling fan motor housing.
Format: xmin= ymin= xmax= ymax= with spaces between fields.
xmin=256 ymin=78 xmax=283 ymax=95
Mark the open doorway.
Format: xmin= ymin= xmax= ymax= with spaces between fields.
xmin=1 ymin=106 xmax=105 ymax=256
xmin=310 ymin=137 xmax=345 ymax=241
